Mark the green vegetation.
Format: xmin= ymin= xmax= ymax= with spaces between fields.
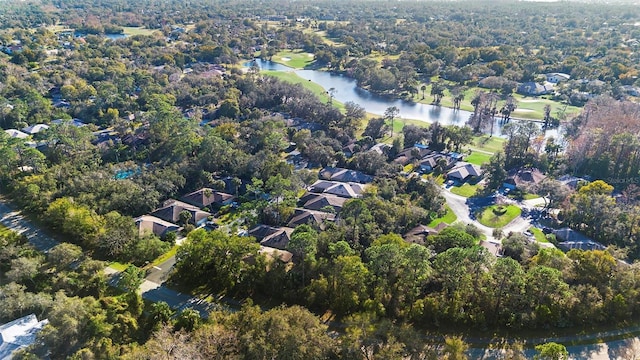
xmin=262 ymin=70 xmax=345 ymax=111
xmin=465 ymin=151 xmax=492 ymax=166
xmin=428 ymin=205 xmax=457 ymax=227
xmin=108 ymin=261 xmax=129 ymax=271
xmin=530 ymin=227 xmax=549 ymax=243
xmin=150 ymin=245 xmax=178 ymax=267
xmin=450 ymin=183 xmax=479 ymax=197
xmin=271 ymin=50 xmax=315 ymax=69
xmin=122 ymin=26 xmax=157 ymax=36
xmin=477 ymin=205 xmax=522 ymax=228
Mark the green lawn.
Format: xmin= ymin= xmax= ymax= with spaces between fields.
xmin=450 ymin=183 xmax=480 ymax=197
xmin=151 ymin=245 xmax=178 ymax=267
xmin=122 ymin=26 xmax=157 ymax=36
xmin=271 ymin=50 xmax=316 ymax=69
xmin=410 ymin=82 xmax=581 ymax=121
xmin=465 ymin=151 xmax=491 ymax=166
xmin=477 ymin=205 xmax=522 ymax=228
xmin=530 ymin=227 xmax=549 ymax=243
xmin=109 ymin=262 xmax=129 ymax=271
xmin=262 ymin=70 xmax=345 ymax=111
xmin=523 ymin=193 xmax=540 ymax=200
xmin=469 ymin=136 xmax=506 ymax=154
xmin=428 ymin=205 xmax=457 ymax=227
xmin=403 ymin=164 xmax=414 ymax=173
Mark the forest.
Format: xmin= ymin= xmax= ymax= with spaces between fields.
xmin=1 ymin=0 xmax=640 ymax=359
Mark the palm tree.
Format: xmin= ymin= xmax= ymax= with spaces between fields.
xmin=420 ymin=84 xmax=427 ymax=100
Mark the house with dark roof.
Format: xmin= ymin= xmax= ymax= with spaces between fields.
xmin=134 ymin=215 xmax=180 ymax=238
xmin=249 ymin=225 xmax=295 ymax=250
xmin=394 ymin=146 xmax=433 ymax=166
xmin=419 ymin=153 xmax=456 ymax=173
xmin=301 ymin=193 xmax=347 ymax=213
xmin=503 ymin=168 xmax=546 ymax=190
xmin=447 ymin=162 xmax=483 ymax=182
xmin=0 ymin=314 xmax=48 ymax=360
xmin=287 ymin=208 xmax=336 ymax=229
xmin=319 ymin=167 xmax=373 ymax=184
xmin=150 ymin=200 xmax=211 ymax=226
xmin=403 ymin=222 xmax=448 ymax=244
xmin=517 ymin=82 xmax=552 ymax=96
xmin=181 ymin=188 xmax=234 ymax=209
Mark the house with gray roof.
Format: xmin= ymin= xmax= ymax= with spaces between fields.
xmin=134 ymin=215 xmax=180 ymax=239
xmin=151 ymin=200 xmax=211 ymax=226
xmin=180 ymin=188 xmax=234 ymax=209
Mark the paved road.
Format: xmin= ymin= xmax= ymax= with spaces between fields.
xmin=0 ymin=201 xmax=58 ymax=251
xmin=0 ymin=199 xmax=215 ymax=319
xmin=145 ymin=256 xmax=176 ymax=285
xmin=441 ymin=189 xmax=496 ymax=241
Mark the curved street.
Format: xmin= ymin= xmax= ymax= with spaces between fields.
xmin=2 ymin=197 xmax=638 ymax=358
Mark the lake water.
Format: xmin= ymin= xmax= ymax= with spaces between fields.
xmin=251 ymin=59 xmax=565 ymax=140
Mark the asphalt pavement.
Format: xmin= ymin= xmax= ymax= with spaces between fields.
xmin=0 ymin=201 xmax=58 ymax=252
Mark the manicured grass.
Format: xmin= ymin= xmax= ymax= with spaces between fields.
xmin=470 ymin=135 xmax=506 ymax=154
xmin=411 ymin=82 xmax=581 ymax=121
xmin=465 ymin=151 xmax=491 ymax=166
xmin=530 ymin=227 xmax=549 ymax=243
xmin=271 ymin=50 xmax=315 ymax=69
xmin=262 ymin=70 xmax=345 ymax=111
xmin=151 ymin=245 xmax=178 ymax=267
xmin=428 ymin=205 xmax=457 ymax=227
xmin=109 ymin=262 xmax=129 ymax=271
xmin=477 ymin=205 xmax=522 ymax=228
xmin=523 ymin=193 xmax=540 ymax=200
xmin=122 ymin=26 xmax=157 ymax=36
xmin=450 ymin=183 xmax=480 ymax=197
xmin=403 ymin=164 xmax=414 ymax=173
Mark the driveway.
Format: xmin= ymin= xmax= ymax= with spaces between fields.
xmin=441 ymin=189 xmax=496 ymax=241
xmin=0 ymin=200 xmax=58 ymax=252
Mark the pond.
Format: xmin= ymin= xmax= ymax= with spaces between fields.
xmin=249 ymin=59 xmax=526 ymax=136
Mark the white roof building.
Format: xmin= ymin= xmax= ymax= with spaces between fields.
xmin=0 ymin=314 xmax=48 ymax=359
xmin=4 ymin=129 xmax=28 ymax=139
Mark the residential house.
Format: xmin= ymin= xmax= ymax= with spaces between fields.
xmin=51 ymin=118 xmax=86 ymax=127
xmin=0 ymin=314 xmax=48 ymax=360
xmin=249 ymin=225 xmax=294 ymax=250
xmin=394 ymin=146 xmax=432 ymax=166
xmin=554 ymin=227 xmax=605 ymax=251
xmin=545 ymin=73 xmax=571 ymax=83
xmin=21 ymin=124 xmax=49 ymax=135
xmin=301 ymin=193 xmax=347 ymax=213
xmin=4 ymin=129 xmax=28 ymax=139
xmin=309 ymin=180 xmax=365 ymax=199
xmin=287 ymin=208 xmax=335 ymax=229
xmin=447 ymin=162 xmax=483 ymax=182
xmin=517 ymin=82 xmax=552 ymax=96
xmin=151 ymin=200 xmax=211 ymax=226
xmin=259 ymin=246 xmax=293 ymax=263
xmin=403 ymin=222 xmax=448 ymax=244
xmin=319 ymin=167 xmax=374 ymax=184
xmin=558 ymin=175 xmax=587 ymax=189
xmin=479 ymin=240 xmax=503 ymax=257
xmin=134 ymin=215 xmax=180 ymax=238
xmin=503 ymin=168 xmax=546 ymax=190
xmin=369 ymin=143 xmax=391 ymax=155
xmin=419 ymin=153 xmax=455 ymax=173
xmin=180 ymin=188 xmax=235 ymax=209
